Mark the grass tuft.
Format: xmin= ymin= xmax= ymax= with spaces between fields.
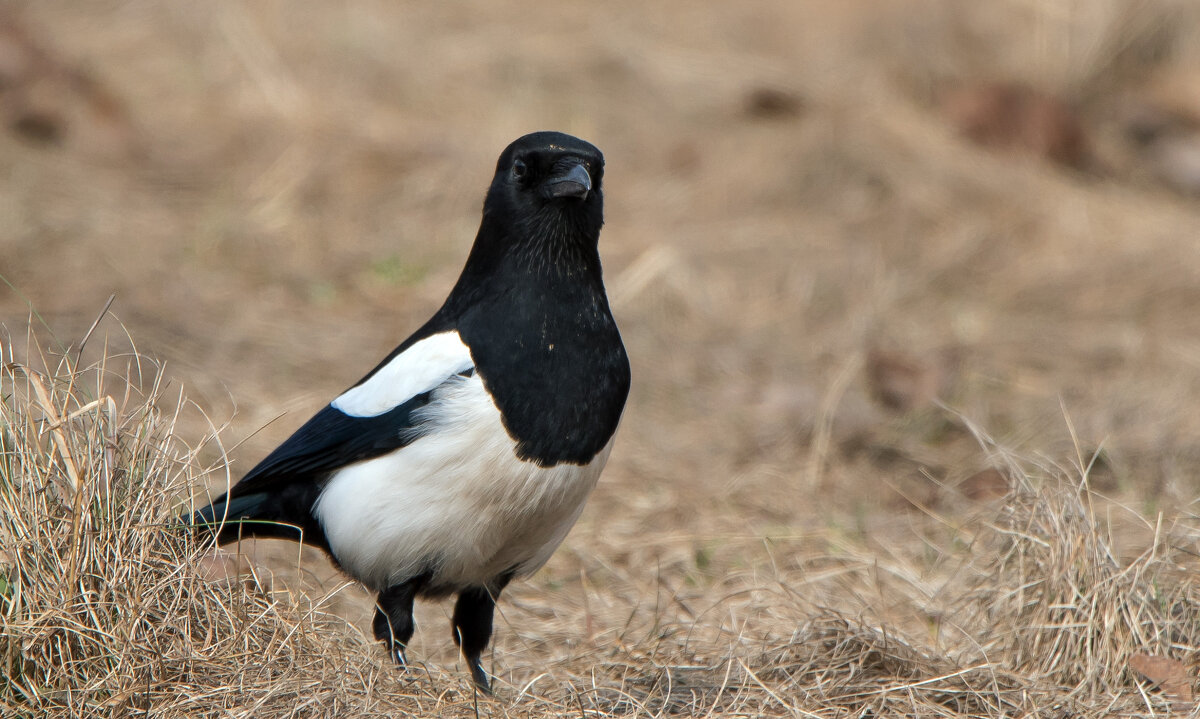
xmin=0 ymin=332 xmax=441 ymax=717
xmin=966 ymin=465 xmax=1200 ymax=702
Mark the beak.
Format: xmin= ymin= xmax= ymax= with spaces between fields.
xmin=543 ymin=163 xmax=592 ymax=200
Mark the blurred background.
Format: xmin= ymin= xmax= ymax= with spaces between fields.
xmin=5 ymin=0 xmax=1200 ymax=700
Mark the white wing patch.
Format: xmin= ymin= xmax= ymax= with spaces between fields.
xmin=331 ymin=331 xmax=475 ymax=418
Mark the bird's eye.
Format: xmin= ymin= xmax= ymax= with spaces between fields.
xmin=512 ymin=160 xmax=527 ymax=179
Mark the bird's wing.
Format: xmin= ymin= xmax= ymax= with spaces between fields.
xmin=230 ymin=330 xmax=475 ymax=496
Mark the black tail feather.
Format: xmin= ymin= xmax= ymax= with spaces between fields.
xmin=192 ymin=484 xmax=328 ymax=551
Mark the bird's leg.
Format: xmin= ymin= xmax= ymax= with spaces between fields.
xmin=374 ymin=575 xmax=428 ymax=666
xmin=452 ymin=585 xmax=501 ymax=692
xmin=452 ymin=572 xmax=512 ymax=693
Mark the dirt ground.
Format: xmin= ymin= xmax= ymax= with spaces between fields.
xmin=6 ymin=1 xmax=1200 ymax=716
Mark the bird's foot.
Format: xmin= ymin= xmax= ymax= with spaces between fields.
xmin=390 ymin=646 xmax=409 ymax=668
xmin=467 ymin=655 xmax=491 ymax=694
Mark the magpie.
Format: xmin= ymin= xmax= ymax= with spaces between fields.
xmin=194 ymin=131 xmax=630 ymax=692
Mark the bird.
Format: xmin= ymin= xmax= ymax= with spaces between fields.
xmin=193 ymin=131 xmax=631 ymax=693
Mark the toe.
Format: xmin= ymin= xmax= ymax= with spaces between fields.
xmin=468 ymin=659 xmax=491 ymax=694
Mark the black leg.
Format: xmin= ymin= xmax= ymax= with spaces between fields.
xmin=452 ymin=586 xmax=497 ymax=691
xmin=452 ymin=573 xmax=512 ymax=693
xmin=374 ymin=574 xmax=429 ymax=666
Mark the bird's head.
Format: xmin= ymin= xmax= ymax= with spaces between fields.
xmin=485 ymin=131 xmax=605 ymax=244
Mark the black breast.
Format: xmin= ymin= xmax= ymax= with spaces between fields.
xmin=457 ymin=276 xmax=631 ymax=468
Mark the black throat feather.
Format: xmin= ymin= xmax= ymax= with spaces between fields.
xmin=436 ymin=184 xmax=628 ymax=467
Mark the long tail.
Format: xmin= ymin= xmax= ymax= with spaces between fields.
xmin=192 ymin=489 xmax=323 ymax=548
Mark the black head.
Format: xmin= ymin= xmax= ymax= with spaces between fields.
xmin=440 ymin=132 xmax=609 ymax=313
xmin=484 ymin=131 xmax=605 ymax=241
xmin=493 ymin=131 xmax=604 ymax=200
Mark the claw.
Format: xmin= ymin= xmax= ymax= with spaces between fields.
xmin=467 ymin=656 xmax=491 ymax=694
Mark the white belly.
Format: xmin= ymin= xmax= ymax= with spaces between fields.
xmin=313 ymin=374 xmax=611 ymax=592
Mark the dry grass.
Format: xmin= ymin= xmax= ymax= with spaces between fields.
xmin=966 ymin=457 xmax=1200 ymax=703
xmin=4 ymin=326 xmax=1199 ymax=716
xmin=0 ymin=332 xmax=424 ymax=717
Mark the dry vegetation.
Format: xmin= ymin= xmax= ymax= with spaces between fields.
xmin=5 ymin=1 xmax=1200 ymax=716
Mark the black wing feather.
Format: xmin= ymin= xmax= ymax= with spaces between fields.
xmin=241 ymin=316 xmax=468 ymax=490
xmin=234 ymin=390 xmax=436 ymax=495
xmin=193 ymin=315 xmax=470 ymax=547
xmin=193 ymin=389 xmax=438 ymax=548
